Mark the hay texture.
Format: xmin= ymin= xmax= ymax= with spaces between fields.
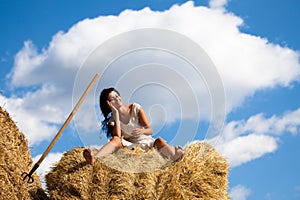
xmin=46 ymin=142 xmax=230 ymax=199
xmin=0 ymin=106 xmax=48 ymax=200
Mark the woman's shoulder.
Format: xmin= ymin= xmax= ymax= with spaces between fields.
xmin=124 ymin=103 xmax=141 ymax=109
xmin=132 ymin=102 xmax=141 ymax=109
xmin=130 ymin=103 xmax=142 ymax=115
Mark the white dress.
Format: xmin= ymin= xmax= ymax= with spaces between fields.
xmin=115 ymin=103 xmax=154 ymax=150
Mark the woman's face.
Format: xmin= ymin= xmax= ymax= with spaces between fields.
xmin=107 ymin=91 xmax=122 ymax=108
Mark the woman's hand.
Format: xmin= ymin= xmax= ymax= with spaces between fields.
xmin=132 ymin=128 xmax=143 ymax=136
xmin=107 ymin=100 xmax=119 ymax=118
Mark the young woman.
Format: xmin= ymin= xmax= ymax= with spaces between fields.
xmin=83 ymin=88 xmax=184 ymax=165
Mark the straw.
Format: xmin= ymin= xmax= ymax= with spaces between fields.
xmin=0 ymin=106 xmax=48 ymax=199
xmin=46 ymin=143 xmax=230 ymax=199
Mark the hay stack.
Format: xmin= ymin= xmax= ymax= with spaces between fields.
xmin=0 ymin=106 xmax=48 ymax=200
xmin=46 ymin=142 xmax=230 ymax=199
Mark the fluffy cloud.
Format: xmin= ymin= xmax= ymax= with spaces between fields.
xmin=1 ymin=1 xmax=299 ymax=148
xmin=209 ymin=0 xmax=229 ymax=9
xmin=229 ymin=185 xmax=251 ymax=200
xmin=218 ymin=134 xmax=277 ymax=167
xmin=216 ymin=108 xmax=300 ymax=167
xmin=0 ymin=94 xmax=61 ymax=145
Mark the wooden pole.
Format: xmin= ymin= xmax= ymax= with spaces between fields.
xmin=22 ymin=73 xmax=99 ymax=183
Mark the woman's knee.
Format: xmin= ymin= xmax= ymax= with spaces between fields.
xmin=154 ymin=137 xmax=167 ymax=149
xmin=110 ymin=136 xmax=122 ymax=147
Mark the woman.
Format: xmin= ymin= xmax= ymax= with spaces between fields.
xmin=83 ymin=88 xmax=184 ymax=165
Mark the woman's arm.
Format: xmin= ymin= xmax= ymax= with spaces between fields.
xmin=107 ymin=101 xmax=122 ymax=138
xmin=108 ymin=118 xmax=121 ymax=138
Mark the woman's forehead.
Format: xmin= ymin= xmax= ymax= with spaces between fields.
xmin=108 ymin=91 xmax=119 ymax=98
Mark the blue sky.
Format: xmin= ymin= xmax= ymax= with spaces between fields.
xmin=1 ymin=0 xmax=300 ymax=199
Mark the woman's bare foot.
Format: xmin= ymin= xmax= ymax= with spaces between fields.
xmin=173 ymin=146 xmax=184 ymax=162
xmin=83 ymin=149 xmax=96 ymax=165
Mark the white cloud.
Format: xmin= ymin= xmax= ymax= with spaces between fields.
xmin=1 ymin=1 xmax=299 ymax=147
xmin=33 ymin=152 xmax=64 ymax=189
xmin=216 ymin=107 xmax=300 ymax=167
xmin=224 ymin=108 xmax=300 ymax=140
xmin=10 ymin=41 xmax=47 ymax=87
xmin=229 ymin=185 xmax=251 ymax=200
xmin=218 ymin=134 xmax=278 ymax=167
xmin=0 ymin=94 xmax=61 ymax=145
xmin=209 ymin=0 xmax=229 ymax=9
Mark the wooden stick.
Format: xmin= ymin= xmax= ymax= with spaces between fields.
xmin=23 ymin=73 xmax=99 ymax=183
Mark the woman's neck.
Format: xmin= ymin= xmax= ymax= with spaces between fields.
xmin=118 ymin=104 xmax=130 ymax=113
xmin=117 ymin=104 xmax=132 ymax=124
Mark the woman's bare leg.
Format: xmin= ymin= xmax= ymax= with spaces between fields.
xmin=154 ymin=138 xmax=184 ymax=161
xmin=83 ymin=136 xmax=122 ymax=165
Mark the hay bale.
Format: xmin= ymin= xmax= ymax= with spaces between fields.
xmin=0 ymin=106 xmax=48 ymax=200
xmin=46 ymin=142 xmax=230 ymax=199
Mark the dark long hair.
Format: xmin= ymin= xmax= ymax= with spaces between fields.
xmin=99 ymin=88 xmax=120 ymax=138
